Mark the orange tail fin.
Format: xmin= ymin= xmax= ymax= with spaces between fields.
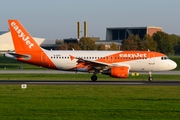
xmin=7 ymin=20 xmax=58 ymax=70
xmin=8 ymin=20 xmax=42 ymax=52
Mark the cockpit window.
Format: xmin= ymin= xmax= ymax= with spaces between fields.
xmin=161 ymin=57 xmax=169 ymax=60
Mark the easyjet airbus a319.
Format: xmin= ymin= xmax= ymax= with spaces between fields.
xmin=4 ymin=20 xmax=177 ymax=81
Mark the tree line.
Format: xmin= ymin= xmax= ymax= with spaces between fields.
xmin=121 ymin=31 xmax=180 ymax=54
xmin=55 ymin=31 xmax=180 ymax=54
xmin=55 ymin=37 xmax=119 ymax=51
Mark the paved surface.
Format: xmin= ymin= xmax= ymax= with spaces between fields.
xmin=0 ymin=70 xmax=179 ymax=75
xmin=0 ymin=70 xmax=179 ymax=86
xmin=1 ymin=80 xmax=180 ymax=86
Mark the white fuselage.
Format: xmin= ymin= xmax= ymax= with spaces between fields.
xmin=43 ymin=50 xmax=177 ymax=72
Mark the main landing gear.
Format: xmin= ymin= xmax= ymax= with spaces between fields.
xmin=148 ymin=71 xmax=153 ymax=82
xmin=91 ymin=75 xmax=97 ymax=82
xmin=91 ymin=70 xmax=99 ymax=82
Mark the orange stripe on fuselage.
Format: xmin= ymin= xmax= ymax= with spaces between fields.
xmin=95 ymin=51 xmax=166 ymax=63
xmin=68 ymin=51 xmax=166 ymax=71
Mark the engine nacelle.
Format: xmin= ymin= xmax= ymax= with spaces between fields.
xmin=102 ymin=66 xmax=129 ymax=78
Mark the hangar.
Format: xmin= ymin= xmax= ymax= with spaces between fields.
xmin=106 ymin=26 xmax=162 ymax=40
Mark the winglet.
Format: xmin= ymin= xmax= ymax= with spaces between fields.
xmin=69 ymin=55 xmax=75 ymax=61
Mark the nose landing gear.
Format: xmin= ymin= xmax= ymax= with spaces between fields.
xmin=148 ymin=71 xmax=153 ymax=82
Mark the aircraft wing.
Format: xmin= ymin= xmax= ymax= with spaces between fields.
xmin=69 ymin=55 xmax=129 ymax=71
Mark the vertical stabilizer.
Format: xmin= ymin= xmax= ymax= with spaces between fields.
xmin=8 ymin=20 xmax=42 ymax=52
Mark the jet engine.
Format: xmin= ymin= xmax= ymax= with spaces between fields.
xmin=102 ymin=66 xmax=129 ymax=78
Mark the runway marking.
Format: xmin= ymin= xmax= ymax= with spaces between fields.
xmin=1 ymin=80 xmax=180 ymax=86
xmin=28 ymin=82 xmax=144 ymax=85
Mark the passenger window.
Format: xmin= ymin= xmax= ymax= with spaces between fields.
xmin=59 ymin=57 xmax=61 ymax=59
xmin=51 ymin=57 xmax=53 ymax=59
xmin=92 ymin=57 xmax=94 ymax=59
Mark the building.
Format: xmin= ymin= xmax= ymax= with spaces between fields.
xmin=95 ymin=40 xmax=122 ymax=50
xmin=106 ymin=26 xmax=162 ymax=40
xmin=63 ymin=38 xmax=79 ymax=44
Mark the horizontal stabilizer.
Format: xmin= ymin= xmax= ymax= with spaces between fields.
xmin=4 ymin=52 xmax=31 ymax=60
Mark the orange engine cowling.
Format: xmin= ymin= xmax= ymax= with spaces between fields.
xmin=102 ymin=66 xmax=129 ymax=78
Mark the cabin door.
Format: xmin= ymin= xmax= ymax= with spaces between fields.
xmin=149 ymin=53 xmax=155 ymax=65
xmin=41 ymin=52 xmax=47 ymax=63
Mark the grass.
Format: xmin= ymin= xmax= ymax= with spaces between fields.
xmin=0 ymin=55 xmax=180 ymax=119
xmin=0 ymin=85 xmax=180 ymax=120
xmin=0 ymin=73 xmax=180 ymax=81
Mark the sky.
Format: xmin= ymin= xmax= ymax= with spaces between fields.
xmin=0 ymin=0 xmax=180 ymax=40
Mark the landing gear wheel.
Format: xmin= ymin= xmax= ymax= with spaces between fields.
xmin=91 ymin=75 xmax=97 ymax=82
xmin=149 ymin=77 xmax=153 ymax=82
xmin=148 ymin=71 xmax=153 ymax=82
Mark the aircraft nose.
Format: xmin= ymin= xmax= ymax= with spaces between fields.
xmin=170 ymin=60 xmax=177 ymax=70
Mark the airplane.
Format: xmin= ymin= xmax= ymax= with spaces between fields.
xmin=4 ymin=20 xmax=177 ymax=81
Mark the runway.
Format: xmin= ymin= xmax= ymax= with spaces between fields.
xmin=0 ymin=70 xmax=179 ymax=86
xmin=1 ymin=80 xmax=180 ymax=86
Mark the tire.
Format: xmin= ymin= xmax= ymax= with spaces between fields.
xmin=148 ymin=77 xmax=153 ymax=82
xmin=91 ymin=75 xmax=97 ymax=82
